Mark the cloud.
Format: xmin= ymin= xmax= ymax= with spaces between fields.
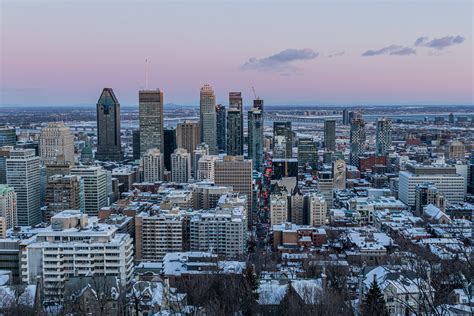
xmin=361 ymin=45 xmax=416 ymax=57
xmin=414 ymin=35 xmax=464 ymax=50
xmin=241 ymin=48 xmax=319 ymax=72
xmin=327 ymin=51 xmax=345 ymax=58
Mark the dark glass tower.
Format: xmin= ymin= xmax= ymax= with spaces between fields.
xmin=248 ymin=98 xmax=264 ymax=170
xmin=216 ymin=104 xmax=226 ymax=153
xmin=164 ymin=127 xmax=177 ymax=171
xmin=132 ymin=129 xmax=140 ymax=160
xmin=324 ymin=119 xmax=336 ymax=152
xmin=349 ymin=118 xmax=366 ymax=167
xmin=226 ymin=92 xmax=243 ymax=156
xmin=273 ymin=121 xmax=292 ymax=159
xmin=95 ymin=88 xmax=123 ymax=161
xmin=0 ymin=126 xmax=16 ymax=147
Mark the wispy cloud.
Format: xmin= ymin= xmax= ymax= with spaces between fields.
xmin=327 ymin=51 xmax=345 ymax=58
xmin=362 ymin=45 xmax=416 ymax=57
xmin=414 ymin=35 xmax=464 ymax=50
xmin=241 ymin=48 xmax=319 ymax=72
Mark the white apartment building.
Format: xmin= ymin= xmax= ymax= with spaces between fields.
xmin=20 ymin=210 xmax=134 ymax=303
xmin=135 ymin=211 xmax=184 ymax=261
xmin=171 ymin=148 xmax=191 ymax=183
xmin=399 ymin=164 xmax=465 ymax=208
xmin=39 ymin=122 xmax=75 ymax=165
xmin=70 ymin=166 xmax=108 ymax=216
xmin=190 ymin=208 xmax=245 ymax=257
xmin=197 ymin=155 xmax=218 ymax=182
xmin=270 ymin=194 xmax=288 ymax=226
xmin=142 ymin=148 xmax=164 ymax=182
xmin=0 ymin=185 xmax=17 ymax=236
xmin=309 ymin=193 xmax=327 ymax=226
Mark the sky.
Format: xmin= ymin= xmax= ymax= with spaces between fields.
xmin=1 ymin=0 xmax=473 ymax=106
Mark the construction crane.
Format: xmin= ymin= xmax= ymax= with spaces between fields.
xmin=252 ymin=86 xmax=259 ymax=100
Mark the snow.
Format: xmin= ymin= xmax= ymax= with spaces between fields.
xmin=258 ymin=280 xmax=288 ymax=305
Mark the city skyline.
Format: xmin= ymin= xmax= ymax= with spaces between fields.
xmin=1 ymin=0 xmax=472 ymax=107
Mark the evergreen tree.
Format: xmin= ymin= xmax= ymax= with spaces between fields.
xmin=361 ymin=278 xmax=389 ymax=316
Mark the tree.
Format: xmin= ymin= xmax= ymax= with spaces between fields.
xmin=361 ymin=279 xmax=389 ymax=316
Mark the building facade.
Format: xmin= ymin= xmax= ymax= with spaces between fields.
xmin=139 ymin=89 xmax=164 ymax=155
xmin=95 ymin=88 xmax=123 ymax=161
xmin=39 ymin=122 xmax=75 ymax=165
xmin=199 ymin=84 xmax=217 ymax=154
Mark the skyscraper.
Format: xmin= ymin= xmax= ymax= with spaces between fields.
xmin=70 ymin=166 xmax=108 ymax=216
xmin=163 ymin=127 xmax=176 ymax=171
xmin=6 ymin=149 xmax=41 ymax=226
xmin=248 ymin=98 xmax=264 ymax=171
xmin=0 ymin=126 xmax=16 ymax=147
xmin=176 ymin=121 xmax=200 ymax=157
xmin=171 ymin=148 xmax=191 ymax=183
xmin=142 ymin=148 xmax=165 ymax=182
xmin=227 ymin=92 xmax=244 ymax=156
xmin=44 ymin=175 xmax=84 ymax=221
xmin=199 ymin=84 xmax=217 ymax=154
xmin=349 ymin=118 xmax=366 ymax=167
xmin=297 ymin=137 xmax=318 ymax=170
xmin=215 ymin=104 xmax=226 ymax=153
xmin=376 ymin=117 xmax=392 ymax=156
xmin=342 ymin=109 xmax=352 ymax=125
xmin=132 ymin=129 xmax=140 ymax=160
xmin=273 ymin=122 xmax=292 ymax=159
xmin=0 ymin=185 xmax=17 ymax=233
xmin=139 ymin=89 xmax=164 ymax=154
xmin=324 ymin=119 xmax=336 ymax=152
xmin=95 ymin=88 xmax=122 ymax=161
xmin=0 ymin=146 xmax=13 ymax=184
xmin=39 ymin=122 xmax=75 ymax=165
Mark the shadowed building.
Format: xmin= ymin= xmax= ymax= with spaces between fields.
xmin=248 ymin=98 xmax=264 ymax=171
xmin=95 ymin=88 xmax=123 ymax=161
xmin=216 ymin=104 xmax=226 ymax=153
xmin=200 ymin=84 xmax=217 ymax=154
xmin=227 ymin=92 xmax=244 ymax=156
xmin=139 ymin=89 xmax=164 ymax=154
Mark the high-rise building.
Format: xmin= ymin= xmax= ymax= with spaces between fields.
xmin=449 ymin=141 xmax=465 ymax=159
xmin=414 ymin=183 xmax=438 ymax=216
xmin=20 ymin=210 xmax=134 ymax=303
xmin=342 ymin=109 xmax=351 ymax=125
xmin=349 ymin=118 xmax=366 ymax=167
xmin=448 ymin=113 xmax=454 ymax=124
xmin=468 ymin=152 xmax=474 ymax=194
xmin=139 ymin=89 xmax=164 ymax=155
xmin=273 ymin=122 xmax=292 ymax=159
xmin=0 ymin=126 xmax=16 ymax=147
xmin=171 ymin=148 xmax=191 ymax=183
xmin=176 ymin=121 xmax=200 ymax=158
xmin=132 ymin=129 xmax=140 ymax=160
xmin=309 ymin=193 xmax=327 ymax=226
xmin=248 ymin=98 xmax=264 ymax=171
xmin=6 ymin=149 xmax=41 ymax=226
xmin=376 ymin=117 xmax=392 ymax=156
xmin=193 ymin=143 xmax=209 ymax=177
xmin=214 ymin=156 xmax=253 ymax=222
xmin=135 ymin=211 xmax=184 ymax=261
xmin=142 ymin=148 xmax=165 ymax=183
xmin=290 ymin=186 xmax=305 ymax=225
xmin=324 ymin=119 xmax=336 ymax=152
xmin=95 ymin=88 xmax=123 ymax=161
xmin=333 ymin=159 xmax=346 ymax=190
xmin=0 ymin=146 xmax=13 ymax=184
xmin=0 ymin=185 xmax=17 ymax=234
xmin=70 ymin=166 xmax=108 ymax=216
xmin=318 ymin=171 xmax=334 ymax=208
xmin=399 ymin=164 xmax=465 ymax=208
xmin=297 ymin=137 xmax=318 ymax=169
xmin=270 ymin=193 xmax=288 ymax=226
xmin=197 ymin=155 xmax=219 ymax=182
xmin=39 ymin=122 xmax=75 ymax=165
xmin=215 ymin=104 xmax=226 ymax=153
xmin=199 ymin=84 xmax=217 ymax=154
xmin=44 ymin=175 xmax=84 ymax=221
xmin=227 ymin=92 xmax=244 ymax=156
xmin=163 ymin=127 xmax=176 ymax=171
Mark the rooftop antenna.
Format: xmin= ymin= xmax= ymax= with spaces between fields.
xmin=145 ymin=58 xmax=150 ymax=90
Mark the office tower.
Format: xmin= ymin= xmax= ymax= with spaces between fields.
xmin=20 ymin=210 xmax=134 ymax=304
xmin=448 ymin=113 xmax=454 ymax=124
xmin=197 ymin=155 xmax=219 ymax=182
xmin=171 ymin=148 xmax=191 ymax=183
xmin=44 ymin=175 xmax=84 ymax=221
xmin=333 ymin=159 xmax=346 ymax=190
xmin=70 ymin=166 xmax=108 ymax=216
xmin=199 ymin=84 xmax=217 ymax=154
xmin=6 ymin=149 xmax=41 ymax=226
xmin=215 ymin=156 xmax=253 ymax=221
xmin=399 ymin=163 xmax=465 ymax=208
xmin=273 ymin=122 xmax=293 ymax=159
xmin=176 ymin=121 xmax=200 ymax=157
xmin=39 ymin=122 xmax=75 ymax=165
xmin=95 ymin=88 xmax=123 ymax=161
xmin=190 ymin=209 xmax=245 ymax=257
xmin=142 ymin=148 xmax=164 ymax=182
xmin=449 ymin=141 xmax=465 ymax=159
xmin=227 ymin=92 xmax=244 ymax=156
xmin=309 ymin=193 xmax=327 ymax=226
xmin=139 ymin=89 xmax=164 ymax=154
xmin=132 ymin=129 xmax=140 ymax=160
xmin=0 ymin=126 xmax=16 ymax=147
xmin=0 ymin=146 xmax=13 ymax=184
xmin=342 ymin=109 xmax=351 ymax=125
xmin=414 ymin=183 xmax=439 ymax=216
xmin=349 ymin=118 xmax=366 ymax=167
xmin=324 ymin=119 xmax=336 ymax=152
xmin=270 ymin=193 xmax=288 ymax=226
xmin=135 ymin=211 xmax=184 ymax=261
xmin=375 ymin=117 xmax=392 ymax=156
xmin=297 ymin=137 xmax=318 ymax=170
xmin=290 ymin=186 xmax=304 ymax=225
xmin=0 ymin=185 xmax=17 ymax=234
xmin=215 ymin=104 xmax=226 ymax=153
xmin=248 ymin=98 xmax=264 ymax=171
xmin=162 ymin=127 xmax=176 ymax=172
xmin=318 ymin=171 xmax=334 ymax=207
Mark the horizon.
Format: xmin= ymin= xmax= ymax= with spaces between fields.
xmin=1 ymin=0 xmax=473 ymax=106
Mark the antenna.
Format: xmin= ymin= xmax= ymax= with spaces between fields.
xmin=145 ymin=58 xmax=150 ymax=89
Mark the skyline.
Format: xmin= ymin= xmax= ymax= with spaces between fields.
xmin=1 ymin=0 xmax=473 ymax=106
